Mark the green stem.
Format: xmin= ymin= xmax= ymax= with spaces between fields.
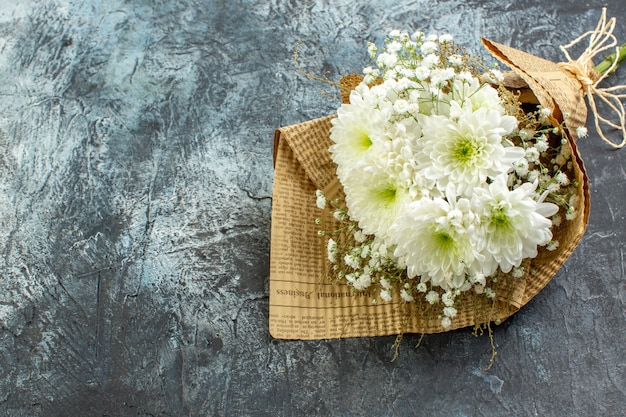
xmin=594 ymin=42 xmax=626 ymax=75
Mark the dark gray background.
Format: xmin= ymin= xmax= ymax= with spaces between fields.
xmin=0 ymin=1 xmax=624 ymax=416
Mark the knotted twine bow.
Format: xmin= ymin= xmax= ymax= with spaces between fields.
xmin=558 ymin=8 xmax=626 ymax=149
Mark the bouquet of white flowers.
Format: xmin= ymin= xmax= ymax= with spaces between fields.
xmin=317 ymin=30 xmax=583 ymax=330
xmin=270 ymin=9 xmax=623 ymax=340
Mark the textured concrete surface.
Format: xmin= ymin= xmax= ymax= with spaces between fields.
xmin=0 ymin=1 xmax=624 ymax=416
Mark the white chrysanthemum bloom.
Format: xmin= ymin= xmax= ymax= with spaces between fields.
xmin=330 ymin=83 xmax=395 ymax=170
xmin=473 ymin=174 xmax=559 ymax=274
xmin=416 ymin=108 xmax=522 ymax=197
xmin=341 ymin=160 xmax=411 ymax=242
xmin=390 ymin=196 xmax=481 ymax=290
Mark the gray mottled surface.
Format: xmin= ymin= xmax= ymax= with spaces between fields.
xmin=0 ymin=1 xmax=624 ymax=416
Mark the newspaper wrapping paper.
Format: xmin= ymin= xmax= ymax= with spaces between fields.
xmin=269 ymin=39 xmax=590 ymax=339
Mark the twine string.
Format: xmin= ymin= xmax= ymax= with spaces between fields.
xmin=558 ymin=7 xmax=626 ymax=149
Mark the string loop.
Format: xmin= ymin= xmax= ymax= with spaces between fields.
xmin=559 ymin=8 xmax=626 ymax=148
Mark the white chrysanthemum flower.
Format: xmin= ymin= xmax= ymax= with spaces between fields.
xmin=473 ymin=175 xmax=559 ymax=274
xmin=330 ymin=86 xmax=389 ymax=174
xmin=416 ymin=108 xmax=522 ymax=197
xmin=390 ymin=196 xmax=481 ymax=290
xmin=342 ymin=162 xmax=411 ymax=242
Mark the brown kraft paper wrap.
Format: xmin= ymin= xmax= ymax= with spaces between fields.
xmin=269 ymin=39 xmax=590 ymax=339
